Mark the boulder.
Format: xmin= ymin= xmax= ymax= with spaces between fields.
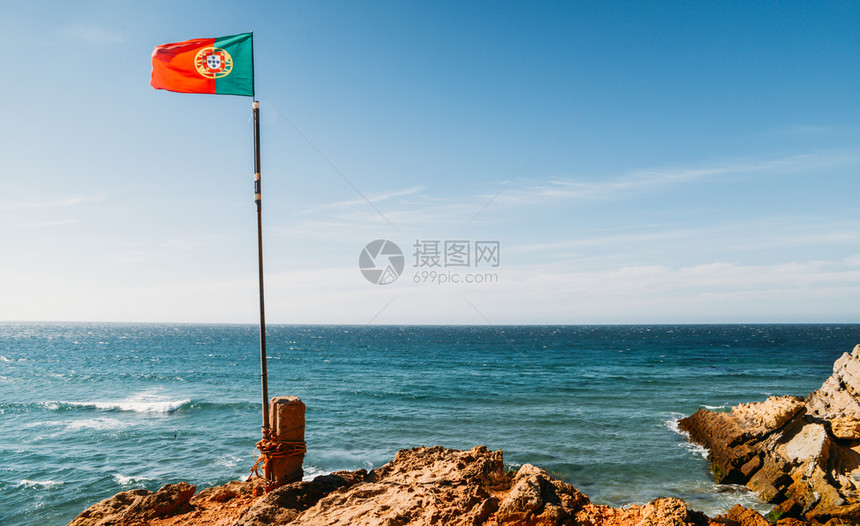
xmin=233 ymin=470 xmax=368 ymax=526
xmin=732 ymin=397 xmax=807 ymax=435
xmin=574 ymin=497 xmax=706 ymax=526
xmin=69 ymin=482 xmax=195 ymax=525
xmin=747 ymin=456 xmax=791 ymax=503
xmin=765 ymin=498 xmax=803 ymax=522
xmin=804 ymin=502 xmax=860 ymax=524
xmin=806 ymin=345 xmax=860 ymax=419
xmin=723 ymin=504 xmax=770 ymax=526
xmin=782 ymin=423 xmax=830 ymax=467
xmin=495 ymin=464 xmax=588 ymax=525
xmin=830 ymin=416 xmax=860 ymax=440
xmin=265 ymin=446 xmax=511 ymax=526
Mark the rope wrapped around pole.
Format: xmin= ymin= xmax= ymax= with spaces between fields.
xmin=251 ymin=428 xmax=307 ymax=492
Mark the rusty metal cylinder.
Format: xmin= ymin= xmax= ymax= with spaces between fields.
xmin=265 ymin=396 xmax=305 ymax=483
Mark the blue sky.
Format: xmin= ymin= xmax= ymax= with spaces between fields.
xmin=0 ymin=1 xmax=857 ymax=324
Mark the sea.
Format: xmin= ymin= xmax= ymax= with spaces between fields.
xmin=2 ymin=323 xmax=859 ymax=525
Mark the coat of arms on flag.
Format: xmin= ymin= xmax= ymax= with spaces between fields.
xmin=196 ymin=48 xmax=232 ymax=78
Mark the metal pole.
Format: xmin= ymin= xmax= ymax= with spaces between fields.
xmin=253 ymin=100 xmax=269 ymax=434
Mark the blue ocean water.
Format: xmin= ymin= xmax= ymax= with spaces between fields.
xmin=1 ymin=323 xmax=859 ymax=525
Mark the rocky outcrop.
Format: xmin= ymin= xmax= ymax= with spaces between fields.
xmin=807 ymin=346 xmax=860 ymax=419
xmin=680 ymin=344 xmax=860 ymax=521
xmin=234 ymin=470 xmax=368 ymax=526
xmin=68 ymin=482 xmax=196 ymax=525
xmin=71 ymin=445 xmax=712 ymax=526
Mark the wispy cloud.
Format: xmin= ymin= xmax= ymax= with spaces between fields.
xmin=62 ymin=23 xmax=125 ymax=44
xmin=272 ymin=148 xmax=860 ymax=242
xmin=509 ymin=229 xmax=692 ymax=254
xmin=299 ymin=186 xmax=426 ymax=214
xmin=13 ymin=219 xmax=79 ymax=230
xmin=233 ymin=254 xmax=860 ymax=324
xmin=0 ymin=194 xmax=106 ymax=212
xmin=770 ymin=124 xmax=846 ymax=137
xmin=487 ymin=149 xmax=860 ymax=206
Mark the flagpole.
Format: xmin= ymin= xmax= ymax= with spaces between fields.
xmin=253 ymin=99 xmax=270 ymax=434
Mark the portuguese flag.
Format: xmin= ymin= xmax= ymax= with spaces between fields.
xmin=151 ymin=32 xmax=254 ymax=97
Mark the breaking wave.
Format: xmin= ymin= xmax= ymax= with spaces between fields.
xmin=665 ymin=414 xmax=709 ymax=459
xmin=46 ymin=391 xmax=192 ymax=414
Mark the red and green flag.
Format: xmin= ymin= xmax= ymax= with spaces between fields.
xmin=151 ymin=32 xmax=254 ymax=97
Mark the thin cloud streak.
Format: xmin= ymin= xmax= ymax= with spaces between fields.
xmin=275 ymin=149 xmax=859 ymax=239
xmin=62 ymin=23 xmax=125 ymax=44
xmin=496 ymin=149 xmax=860 ymax=205
xmin=510 ymin=219 xmax=860 ymax=255
xmin=299 ymin=186 xmax=426 ymax=214
xmin=257 ymin=257 xmax=860 ymax=324
xmin=0 ymin=194 xmax=106 ymax=211
xmin=13 ymin=219 xmax=79 ymax=229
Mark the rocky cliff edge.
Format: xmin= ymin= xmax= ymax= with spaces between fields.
xmin=70 ymin=445 xmax=711 ymax=526
xmin=680 ymin=344 xmax=860 ymax=524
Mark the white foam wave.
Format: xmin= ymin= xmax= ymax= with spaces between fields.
xmin=52 ymin=392 xmax=191 ymax=414
xmin=89 ymin=398 xmax=190 ymax=413
xmin=703 ymin=404 xmax=729 ymax=411
xmin=19 ymin=479 xmax=63 ymax=488
xmin=0 ymin=355 xmax=25 ymax=363
xmin=664 ymin=414 xmax=684 ymax=435
xmin=683 ymin=440 xmax=710 ymax=459
xmin=665 ymin=414 xmax=709 ymax=459
xmin=67 ymin=417 xmax=128 ymax=431
xmin=23 ymin=420 xmax=63 ymax=430
xmin=114 ymin=474 xmax=154 ymax=485
xmin=216 ymin=454 xmax=243 ymax=469
xmin=667 ymin=479 xmax=770 ymax=517
xmin=302 ymin=465 xmax=331 ymax=481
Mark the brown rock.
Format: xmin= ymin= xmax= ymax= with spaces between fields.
xmin=634 ymin=497 xmax=702 ymax=526
xmin=804 ymin=502 xmax=860 ymax=523
xmin=495 ymin=464 xmax=551 ymax=523
xmin=807 ymin=345 xmax=860 ymax=419
xmin=66 ymin=446 xmax=716 ymax=526
xmin=178 ymin=478 xmax=267 ymax=526
xmin=234 ymin=470 xmax=367 ymax=526
xmin=679 ymin=396 xmax=804 ymax=486
xmin=678 ymin=409 xmax=758 ymax=484
xmin=740 ymin=455 xmax=762 ymax=479
xmin=194 ymin=479 xmax=262 ymax=503
xmin=681 ymin=345 xmax=860 ymax=518
xmin=732 ymin=397 xmax=806 ymax=435
xmin=495 ymin=464 xmax=588 ymax=525
xmin=69 ymin=482 xmax=195 ymax=525
xmin=767 ymin=498 xmax=803 ymax=521
xmin=747 ymin=459 xmax=785 ymax=503
xmin=574 ymin=497 xmax=705 ymax=526
xmin=830 ymin=416 xmax=860 ymax=440
xmin=782 ymin=423 xmax=830 ymax=467
xmin=286 ymin=446 xmax=510 ymax=526
xmin=724 ymin=505 xmax=770 ymax=526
